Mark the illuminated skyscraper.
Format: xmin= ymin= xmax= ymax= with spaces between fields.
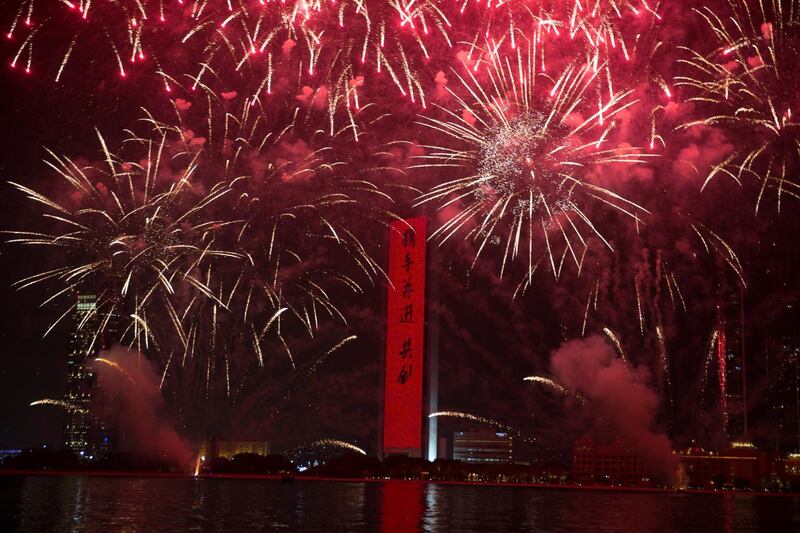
xmin=715 ymin=286 xmax=749 ymax=444
xmin=63 ymin=293 xmax=115 ymax=458
xmin=378 ymin=217 xmax=442 ymax=461
xmin=381 ymin=217 xmax=428 ymax=458
xmin=769 ymin=340 xmax=800 ymax=454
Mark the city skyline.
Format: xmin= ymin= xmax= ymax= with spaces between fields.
xmin=1 ymin=0 xmax=800 ymax=486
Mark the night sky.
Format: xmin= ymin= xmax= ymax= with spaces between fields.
xmin=1 ymin=0 xmax=800 ymax=464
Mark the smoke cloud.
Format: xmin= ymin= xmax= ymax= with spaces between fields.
xmin=550 ymin=335 xmax=677 ymax=481
xmin=93 ymin=346 xmax=193 ymax=469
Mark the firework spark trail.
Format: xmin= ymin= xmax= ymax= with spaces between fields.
xmin=413 ymin=38 xmax=653 ymax=283
xmin=523 ymin=375 xmax=590 ymax=406
xmin=231 ymin=334 xmax=359 ymax=423
xmin=30 ymin=398 xmax=88 ymax=413
xmin=690 ymin=223 xmax=746 ymax=287
xmin=194 ymin=454 xmax=203 ymax=477
xmin=310 ymin=438 xmax=366 ymax=455
xmin=602 ymin=326 xmax=628 ymax=362
xmin=140 ymin=95 xmax=392 ymax=378
xmin=626 ymin=223 xmax=743 ymax=331
xmin=700 ymin=327 xmax=719 ymax=397
xmin=190 ymin=0 xmax=454 ymax=127
xmin=547 ymin=210 xmax=744 ymax=345
xmin=565 ymin=219 xmax=745 ymax=424
xmin=428 ymin=410 xmax=511 ymax=430
xmin=580 ymin=278 xmax=602 ymax=336
xmin=677 ymin=0 xmax=800 ymax=213
xmin=428 ymin=410 xmax=537 ymax=443
xmin=452 ymin=0 xmax=661 ymax=68
xmin=3 ymin=0 xmax=452 ymax=126
xmin=2 ymin=0 xmax=669 ymax=139
xmin=95 ymin=357 xmax=138 ymax=386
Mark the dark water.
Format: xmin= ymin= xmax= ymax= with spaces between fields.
xmin=1 ymin=476 xmax=799 ymax=532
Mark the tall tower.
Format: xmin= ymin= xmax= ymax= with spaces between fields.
xmin=381 ymin=217 xmax=439 ymax=459
xmin=767 ymin=328 xmax=800 ymax=454
xmin=426 ymin=244 xmax=441 ymax=462
xmin=63 ymin=293 xmax=114 ymax=458
xmin=716 ymin=286 xmax=748 ymax=444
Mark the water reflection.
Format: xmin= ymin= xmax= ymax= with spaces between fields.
xmin=1 ymin=476 xmax=799 ymax=532
xmin=380 ymin=481 xmax=424 ymax=532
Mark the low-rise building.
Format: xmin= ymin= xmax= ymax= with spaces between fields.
xmin=199 ymin=438 xmax=270 ymax=460
xmin=678 ymin=441 xmax=765 ymax=489
xmin=453 ymin=430 xmax=513 ymax=464
xmin=572 ymin=436 xmax=649 ymax=486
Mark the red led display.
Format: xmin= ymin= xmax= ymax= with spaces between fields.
xmin=382 ymin=217 xmax=426 ymax=455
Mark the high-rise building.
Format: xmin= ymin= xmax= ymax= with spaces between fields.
xmin=379 ymin=217 xmax=442 ymax=461
xmin=452 ymin=430 xmax=513 ymax=464
xmin=715 ymin=286 xmax=748 ymax=444
xmin=767 ymin=335 xmax=800 ymax=455
xmin=63 ymin=293 xmax=115 ymax=458
xmin=381 ymin=217 xmax=428 ymax=459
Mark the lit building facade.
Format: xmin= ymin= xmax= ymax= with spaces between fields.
xmin=63 ymin=293 xmax=114 ymax=458
xmin=379 ymin=217 xmax=444 ymax=461
xmin=678 ymin=442 xmax=766 ymax=489
xmin=572 ymin=436 xmax=648 ymax=486
xmin=199 ymin=438 xmax=270 ymax=460
xmin=453 ymin=430 xmax=513 ymax=464
xmin=381 ymin=217 xmax=429 ymax=459
xmin=217 ymin=440 xmax=270 ymax=459
xmin=774 ymin=453 xmax=800 ymax=490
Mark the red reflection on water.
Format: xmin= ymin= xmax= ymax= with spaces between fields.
xmin=380 ymin=481 xmax=424 ymax=533
xmin=722 ymin=494 xmax=735 ymax=533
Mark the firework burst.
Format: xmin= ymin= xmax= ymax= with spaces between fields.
xmin=4 ymin=0 xmax=451 ymax=123
xmin=6 ymin=129 xmax=243 ymax=358
xmin=676 ymin=0 xmax=800 ymax=212
xmin=7 ymin=92 xmax=393 ymax=401
xmin=451 ymin=0 xmax=662 ymax=66
xmin=413 ymin=40 xmax=652 ymax=283
xmin=129 ymin=95 xmax=395 ymax=400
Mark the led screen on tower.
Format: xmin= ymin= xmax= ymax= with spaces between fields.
xmin=382 ymin=217 xmax=426 ymax=456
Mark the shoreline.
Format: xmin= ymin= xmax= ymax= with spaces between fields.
xmin=1 ymin=469 xmax=797 ymax=497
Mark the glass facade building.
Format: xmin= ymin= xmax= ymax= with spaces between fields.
xmin=63 ymin=293 xmax=114 ymax=458
xmin=452 ymin=430 xmax=513 ymax=464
